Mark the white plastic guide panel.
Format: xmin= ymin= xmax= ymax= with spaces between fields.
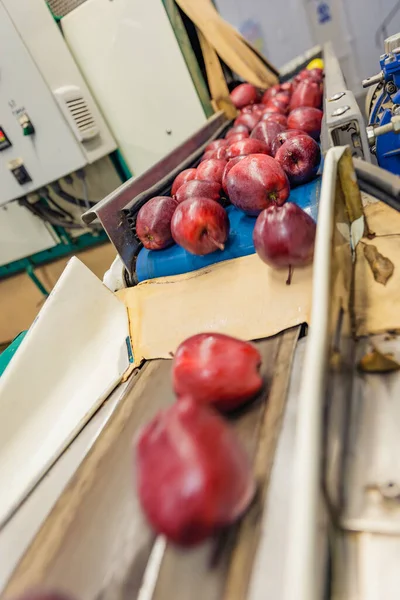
xmin=0 ymin=258 xmax=130 ymax=527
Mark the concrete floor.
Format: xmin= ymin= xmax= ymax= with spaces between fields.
xmin=0 ymin=243 xmax=117 ymax=345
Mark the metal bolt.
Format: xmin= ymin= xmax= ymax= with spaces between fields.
xmin=328 ymin=92 xmax=345 ymax=102
xmin=331 ymin=105 xmax=351 ymax=117
xmin=386 ymin=81 xmax=397 ymax=95
xmin=379 ymin=481 xmax=400 ymax=500
xmin=366 ymin=125 xmax=376 ymax=146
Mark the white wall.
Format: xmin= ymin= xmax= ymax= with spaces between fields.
xmin=215 ymin=0 xmax=313 ymax=69
xmin=215 ymin=0 xmax=400 ymax=93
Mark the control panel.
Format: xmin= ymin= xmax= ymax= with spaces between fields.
xmin=0 ymin=2 xmax=89 ymax=205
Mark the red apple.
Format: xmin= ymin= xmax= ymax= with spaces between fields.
xmin=227 ymin=138 xmax=269 ymax=159
xmin=234 ymin=112 xmax=260 ymax=131
xmin=281 ymin=81 xmax=294 ymax=94
xmin=136 ymin=397 xmax=255 ymax=546
xmin=275 ymin=135 xmax=321 ymax=185
xmin=306 ymin=68 xmax=324 ymax=83
xmin=250 ymin=120 xmax=286 ymax=155
xmin=204 ymin=139 xmax=229 ymax=153
xmin=264 ymin=97 xmax=288 ymax=114
xmin=226 ymin=154 xmax=290 ymax=215
xmin=196 ymin=159 xmax=227 ymax=184
xmin=171 ymin=197 xmax=229 ymax=255
xmin=173 ymin=333 xmax=262 ymax=411
xmin=290 ymin=81 xmax=322 ymax=111
xmin=136 ymin=196 xmax=178 ymax=250
xmin=261 ymin=112 xmax=288 ymax=128
xmin=226 ymin=132 xmax=249 ymax=144
xmin=275 ymin=92 xmax=291 ymax=106
xmin=271 ymin=129 xmax=308 ymax=157
xmin=241 ymin=103 xmax=264 ymax=114
xmin=175 ymin=180 xmax=221 ymax=204
xmin=225 ymin=125 xmax=249 ymax=139
xmin=171 ymin=168 xmax=197 ymax=197
xmin=287 ymin=107 xmax=323 ymax=140
xmin=230 ymin=83 xmax=258 ymax=108
xmin=201 ymin=145 xmax=227 ymax=161
xmin=253 ymin=202 xmax=316 ymax=283
xmin=222 ymin=156 xmax=247 ymax=194
xmin=261 ymin=84 xmax=281 ymax=104
xmin=297 ymin=68 xmax=313 ymax=81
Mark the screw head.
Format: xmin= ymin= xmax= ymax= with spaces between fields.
xmin=331 ymin=105 xmax=351 ymax=117
xmin=329 ymin=92 xmax=346 ymax=102
xmin=386 ymin=81 xmax=397 ymax=95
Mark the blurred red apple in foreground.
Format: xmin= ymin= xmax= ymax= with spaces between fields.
xmin=250 ymin=120 xmax=285 ymax=155
xmin=253 ymin=202 xmax=316 ymax=284
xmin=136 ymin=196 xmax=178 ymax=250
xmin=275 ymin=135 xmax=321 ymax=186
xmin=230 ymin=83 xmax=258 ymax=108
xmin=12 ymin=592 xmax=76 ymax=600
xmin=290 ymin=81 xmax=322 ymax=111
xmin=288 ymin=107 xmax=323 ymax=140
xmin=136 ymin=397 xmax=255 ymax=546
xmin=271 ymin=129 xmax=306 ymax=157
xmin=175 ymin=180 xmax=221 ymax=204
xmin=227 ymin=138 xmax=268 ymax=158
xmin=196 ymin=159 xmax=227 ymax=184
xmin=226 ymin=154 xmax=290 ymax=215
xmin=171 ymin=197 xmax=229 ymax=255
xmin=173 ymin=333 xmax=262 ymax=412
xmin=171 ymin=168 xmax=197 ymax=197
xmin=222 ymin=156 xmax=246 ymax=194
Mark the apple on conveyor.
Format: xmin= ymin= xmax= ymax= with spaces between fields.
xmin=171 ymin=197 xmax=229 ymax=255
xmin=253 ymin=202 xmax=316 ymax=284
xmin=136 ymin=196 xmax=178 ymax=250
xmin=172 ymin=333 xmax=263 ymax=412
xmin=136 ymin=397 xmax=255 ymax=546
xmin=226 ymin=154 xmax=290 ymax=215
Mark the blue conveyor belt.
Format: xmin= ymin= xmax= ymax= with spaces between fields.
xmin=136 ymin=174 xmax=322 ymax=282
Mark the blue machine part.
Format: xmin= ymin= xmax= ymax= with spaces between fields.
xmin=136 ymin=175 xmax=321 ymax=282
xmin=368 ymin=46 xmax=400 ymax=174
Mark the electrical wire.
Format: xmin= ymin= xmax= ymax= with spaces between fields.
xmin=76 ymin=169 xmax=91 ymax=211
xmin=40 ymin=188 xmax=76 ymax=221
xmin=19 ymin=198 xmax=83 ymax=229
xmin=50 ymin=181 xmax=96 ymax=208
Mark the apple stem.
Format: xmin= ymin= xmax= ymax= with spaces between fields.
xmin=210 ymin=237 xmax=225 ymax=251
xmin=286 ymin=265 xmax=293 ymax=285
xmin=169 ymin=351 xmax=174 ymax=358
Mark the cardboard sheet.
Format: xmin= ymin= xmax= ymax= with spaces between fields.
xmin=355 ymin=202 xmax=400 ymax=336
xmin=118 ymin=254 xmax=313 ymax=364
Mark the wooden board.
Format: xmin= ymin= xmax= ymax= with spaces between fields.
xmin=4 ymin=327 xmax=300 ymax=600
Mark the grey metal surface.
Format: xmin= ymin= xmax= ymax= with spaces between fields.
xmin=330 ymin=333 xmax=400 ymax=600
xmin=322 ymin=43 xmax=370 ymax=161
xmin=249 ymin=339 xmax=328 ymax=600
xmin=82 ymin=111 xmax=228 ymax=276
xmin=341 ymin=334 xmax=400 ymax=535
